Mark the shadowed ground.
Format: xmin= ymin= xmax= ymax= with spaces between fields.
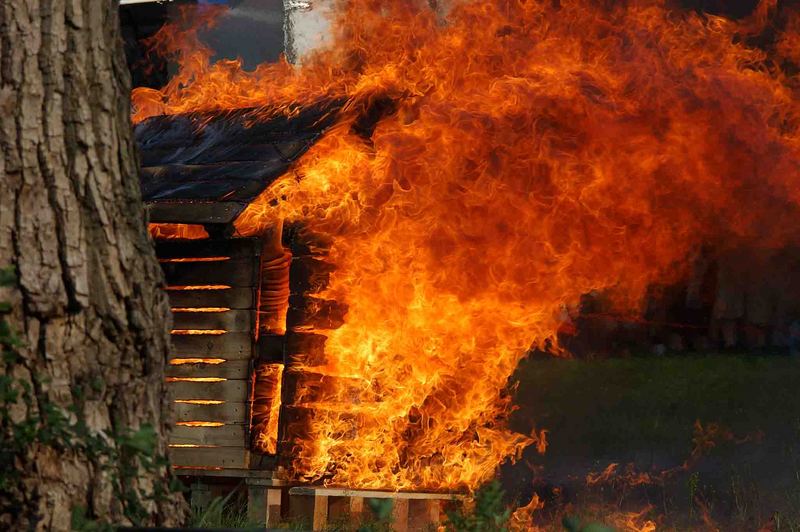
xmin=507 ymin=354 xmax=800 ymax=530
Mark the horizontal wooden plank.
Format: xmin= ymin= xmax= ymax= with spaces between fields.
xmin=147 ymin=201 xmax=245 ymax=226
xmin=156 ymin=238 xmax=262 ymax=259
xmin=284 ymin=222 xmax=333 ymax=257
xmin=173 ymin=401 xmax=248 ymax=423
xmin=162 ymin=257 xmax=259 ymax=288
xmin=173 ymin=468 xmax=285 ymax=482
xmin=167 ymin=379 xmax=248 ymax=402
xmin=171 ymin=332 xmax=254 ymax=359
xmin=256 ymin=335 xmax=285 ymax=364
xmin=288 ymin=487 xmax=461 ymax=500
xmin=166 ymin=287 xmax=255 ymax=309
xmin=166 ymin=359 xmax=250 ymax=379
xmin=287 ymin=295 xmax=347 ymax=331
xmin=170 ymin=447 xmax=249 ymax=469
xmin=282 ymin=369 xmax=373 ymax=406
xmin=290 ymin=256 xmax=335 ymax=296
xmin=172 ymin=309 xmax=253 ymax=332
xmin=170 ymin=423 xmax=246 ymax=447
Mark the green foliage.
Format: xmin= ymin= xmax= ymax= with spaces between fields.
xmin=0 ymin=264 xmax=180 ymax=527
xmin=687 ymin=471 xmax=700 ymax=518
xmin=513 ymin=355 xmax=800 ymax=460
xmin=355 ymin=498 xmax=394 ymax=532
xmin=71 ymin=506 xmax=114 ymax=532
xmin=446 ymin=481 xmax=511 ymax=532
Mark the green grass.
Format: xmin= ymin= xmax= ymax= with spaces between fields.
xmin=512 ymin=354 xmax=800 ymax=459
xmin=510 ymin=353 xmax=800 ymax=529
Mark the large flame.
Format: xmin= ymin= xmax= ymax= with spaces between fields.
xmin=135 ymin=0 xmax=800 ymax=491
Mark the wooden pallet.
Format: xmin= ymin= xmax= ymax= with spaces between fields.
xmin=177 ymin=469 xmax=287 ymax=528
xmin=288 ymin=487 xmax=459 ymax=532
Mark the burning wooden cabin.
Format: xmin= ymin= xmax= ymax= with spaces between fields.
xmin=138 ymin=98 xmax=339 ymax=468
xmin=137 ymin=102 xmax=452 ymax=529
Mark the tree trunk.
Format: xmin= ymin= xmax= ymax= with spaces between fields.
xmin=0 ymin=1 xmax=186 ymax=529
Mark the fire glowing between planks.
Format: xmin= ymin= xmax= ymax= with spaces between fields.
xmin=138 ymin=0 xmax=800 ymax=494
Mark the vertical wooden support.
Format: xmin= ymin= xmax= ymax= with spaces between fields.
xmin=313 ymin=494 xmax=329 ymax=531
xmin=267 ymin=488 xmax=283 ymax=526
xmin=391 ymin=498 xmax=410 ymax=532
xmin=247 ymin=484 xmax=267 ymax=525
xmin=247 ymin=481 xmax=283 ymax=527
xmin=189 ymin=482 xmax=212 ymax=514
xmin=349 ymin=496 xmax=365 ymax=520
xmin=409 ymin=499 xmax=440 ymax=531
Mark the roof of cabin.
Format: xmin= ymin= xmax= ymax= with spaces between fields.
xmin=136 ymin=100 xmax=344 ymax=225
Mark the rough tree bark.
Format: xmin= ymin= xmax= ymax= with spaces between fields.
xmin=0 ymin=1 xmax=186 ymax=529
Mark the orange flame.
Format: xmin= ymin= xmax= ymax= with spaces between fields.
xmin=175 ymin=421 xmax=225 ymax=427
xmin=166 ymin=285 xmax=231 ymax=291
xmin=170 ymin=329 xmax=227 ymax=336
xmin=167 ymin=377 xmax=227 ymax=383
xmin=604 ymin=506 xmax=658 ymax=532
xmin=173 ymin=465 xmax=224 ymax=471
xmin=149 ymin=223 xmax=209 ymax=240
xmin=174 ymin=399 xmax=225 ymax=405
xmin=137 ymin=0 xmax=800 ymax=491
xmin=586 ymin=463 xmax=655 ymax=489
xmin=251 ymin=364 xmax=284 ymax=454
xmin=508 ymin=493 xmax=545 ymax=531
xmin=259 ymin=251 xmax=292 ymax=335
xmin=171 ymin=307 xmax=231 ymax=313
xmin=159 ymin=256 xmax=231 ymax=263
xmin=169 ymin=358 xmax=227 ymax=365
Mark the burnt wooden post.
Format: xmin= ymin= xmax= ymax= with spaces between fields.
xmin=246 ymin=478 xmax=284 ymax=527
xmin=391 ymin=499 xmax=410 ymax=532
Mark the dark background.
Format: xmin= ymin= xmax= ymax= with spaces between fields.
xmin=121 ymin=0 xmax=781 ymax=90
xmin=121 ymin=0 xmax=285 ymax=89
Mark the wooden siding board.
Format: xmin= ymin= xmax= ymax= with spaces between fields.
xmin=166 ymin=287 xmax=255 ymax=309
xmin=173 ymin=401 xmax=248 ymax=423
xmin=172 ymin=309 xmax=252 ymax=332
xmin=171 ymin=332 xmax=253 ymax=359
xmin=167 ymin=379 xmax=248 ymax=402
xmin=170 ymin=447 xmax=249 ymax=469
xmin=162 ymin=257 xmax=259 ymax=287
xmin=156 ymin=238 xmax=262 ymax=259
xmin=166 ymin=359 xmax=250 ymax=379
xmin=171 ymin=424 xmax=247 ymax=447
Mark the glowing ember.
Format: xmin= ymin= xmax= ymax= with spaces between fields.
xmin=137 ymin=0 xmax=800 ymax=492
xmin=171 ymin=307 xmax=231 ymax=313
xmin=175 ymin=421 xmax=225 ymax=428
xmin=166 ymin=285 xmax=231 ymax=291
xmin=149 ymin=223 xmax=208 ymax=240
xmin=174 ymin=399 xmax=225 ymax=405
xmin=259 ymin=251 xmax=292 ymax=335
xmin=170 ymin=329 xmax=227 ymax=336
xmin=251 ymin=364 xmax=284 ymax=454
xmin=172 ymin=465 xmax=224 ymax=471
xmin=168 ymin=444 xmax=219 ymax=448
xmin=169 ymin=358 xmax=227 ymax=365
xmin=167 ymin=377 xmax=226 ymax=383
xmin=159 ymin=256 xmax=231 ymax=263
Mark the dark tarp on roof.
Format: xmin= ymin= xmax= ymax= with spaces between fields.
xmin=136 ymin=100 xmax=343 ymax=225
